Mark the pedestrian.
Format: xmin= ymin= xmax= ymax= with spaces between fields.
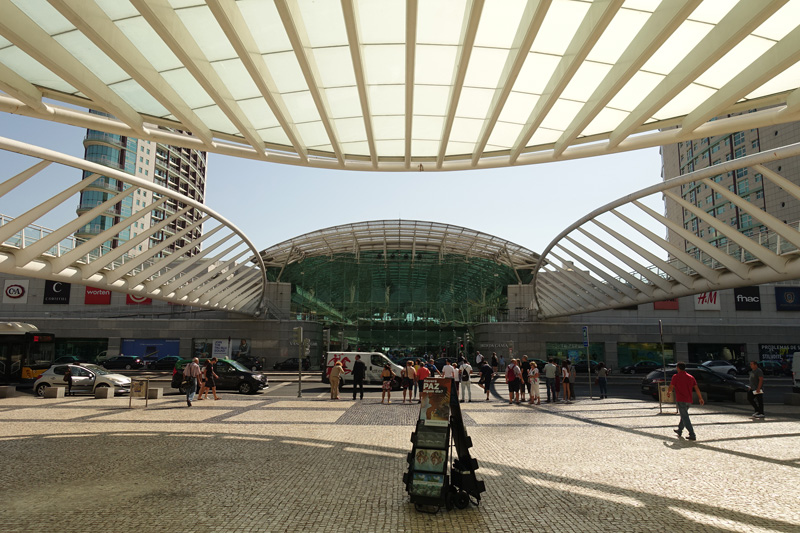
xmin=506 ymin=359 xmax=520 ymax=404
xmin=459 ymin=359 xmax=473 ymax=402
xmin=329 ymin=361 xmax=345 ymax=400
xmin=520 ymin=356 xmax=531 ymax=403
xmin=63 ymin=365 xmax=73 ymax=396
xmin=666 ymin=362 xmax=704 ymax=441
xmin=569 ymin=361 xmax=577 ymax=401
xmin=528 ymin=363 xmax=540 ymax=405
xmin=544 ymin=359 xmax=557 ymax=402
xmin=197 ymin=358 xmax=220 ymax=400
xmin=402 ymin=360 xmax=416 ymax=403
xmin=561 ymin=360 xmax=572 ymax=403
xmin=183 ymin=357 xmax=202 ymax=407
xmin=554 ymin=360 xmax=562 ymax=400
xmin=479 ymin=361 xmax=493 ymax=401
xmin=491 ymin=352 xmax=499 ymax=377
xmin=381 ymin=363 xmax=395 ymax=404
xmin=596 ymin=362 xmax=609 ymax=399
xmin=426 ymin=359 xmax=440 ymax=376
xmin=499 ymin=354 xmax=506 ymax=371
xmin=475 ymin=351 xmax=484 ymax=366
xmin=412 ymin=359 xmax=422 ymax=400
xmin=352 ymin=354 xmax=366 ymax=400
xmin=441 ymin=359 xmax=456 ymax=382
xmin=416 ymin=363 xmax=430 ymax=403
xmin=747 ymin=361 xmax=765 ymax=418
xmin=451 ymin=361 xmax=461 ymax=398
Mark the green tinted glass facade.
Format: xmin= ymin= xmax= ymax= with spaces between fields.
xmin=267 ymin=249 xmax=532 ymax=356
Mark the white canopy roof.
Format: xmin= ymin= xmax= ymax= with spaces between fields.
xmin=1 ymin=0 xmax=799 ymax=171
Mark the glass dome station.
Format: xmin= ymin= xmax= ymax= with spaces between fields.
xmin=261 ymin=220 xmax=539 ymax=356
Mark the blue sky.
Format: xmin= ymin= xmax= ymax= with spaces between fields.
xmin=0 ymin=110 xmax=663 ymax=254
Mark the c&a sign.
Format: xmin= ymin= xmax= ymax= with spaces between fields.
xmin=3 ymin=280 xmax=28 ymax=304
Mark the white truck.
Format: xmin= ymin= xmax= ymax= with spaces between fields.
xmin=322 ymin=351 xmax=403 ymax=390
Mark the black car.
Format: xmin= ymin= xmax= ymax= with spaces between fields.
xmin=172 ymin=358 xmax=268 ymax=394
xmin=273 ymin=357 xmax=309 ymax=371
xmin=572 ymin=360 xmax=601 ymax=373
xmin=620 ymin=360 xmax=662 ymax=374
xmin=101 ymin=356 xmax=144 ymax=370
xmin=234 ymin=355 xmax=263 ymax=371
xmin=152 ymin=356 xmax=181 ymax=371
xmin=641 ymin=366 xmax=748 ymax=401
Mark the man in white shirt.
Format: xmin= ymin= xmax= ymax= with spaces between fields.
xmin=441 ymin=359 xmax=456 ymax=380
xmin=451 ymin=361 xmax=461 ymax=398
xmin=544 ymin=359 xmax=557 ymax=403
xmin=459 ymin=360 xmax=473 ymax=402
xmin=475 ymin=351 xmax=484 ymax=365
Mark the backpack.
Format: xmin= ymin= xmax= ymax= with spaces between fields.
xmin=506 ymin=365 xmax=516 ymax=381
xmin=462 ymin=367 xmax=470 ymax=380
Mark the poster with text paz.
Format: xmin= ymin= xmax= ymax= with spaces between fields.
xmin=419 ymin=377 xmax=451 ymax=427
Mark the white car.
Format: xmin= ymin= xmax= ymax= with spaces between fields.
xmin=33 ymin=364 xmax=131 ymax=397
xmin=701 ymin=360 xmax=739 ymax=377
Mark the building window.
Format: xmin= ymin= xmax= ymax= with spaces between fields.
xmin=734 ymin=147 xmax=746 ymax=158
xmin=754 ymin=173 xmax=762 ymax=182
xmin=711 ymin=144 xmax=720 ymax=154
xmin=756 ymin=190 xmax=764 ymax=199
xmin=738 ymin=179 xmax=749 ymax=193
xmin=733 ymin=132 xmax=745 ymax=145
xmin=717 ymin=205 xmax=725 ymax=214
xmin=705 ymin=195 xmax=712 ymax=204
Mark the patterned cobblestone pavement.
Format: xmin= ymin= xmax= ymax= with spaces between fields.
xmin=1 ymin=391 xmax=798 ymax=532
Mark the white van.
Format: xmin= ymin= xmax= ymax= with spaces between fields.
xmin=322 ymin=351 xmax=403 ymax=389
xmin=792 ymin=352 xmax=800 ymax=393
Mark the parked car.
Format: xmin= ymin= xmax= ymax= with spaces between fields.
xmin=701 ymin=360 xmax=739 ymax=377
xmin=234 ymin=355 xmax=263 ymax=371
xmin=572 ymin=360 xmax=600 ymax=373
xmin=757 ymin=360 xmax=787 ymax=376
xmin=172 ymin=358 xmax=268 ymax=394
xmin=273 ymin=357 xmax=309 ymax=371
xmin=101 ymin=356 xmax=144 ymax=370
xmin=34 ymin=364 xmax=131 ymax=397
xmin=151 ymin=356 xmax=181 ymax=371
xmin=620 ymin=360 xmax=662 ymax=374
xmin=641 ymin=366 xmax=748 ymax=401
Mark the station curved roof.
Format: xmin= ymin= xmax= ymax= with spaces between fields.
xmin=1 ymin=1 xmax=799 ymax=171
xmin=260 ymin=219 xmax=540 ymax=275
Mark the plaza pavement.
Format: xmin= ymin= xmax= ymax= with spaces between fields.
xmin=0 ymin=382 xmax=798 ymax=533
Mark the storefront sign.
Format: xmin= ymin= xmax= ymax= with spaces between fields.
xmin=759 ymin=344 xmax=800 ymax=360
xmin=3 ymin=279 xmax=28 ymax=304
xmin=126 ymin=294 xmax=152 ymax=305
xmin=85 ymin=286 xmax=111 ymax=305
xmin=775 ymin=287 xmax=800 ymax=311
xmin=654 ymin=299 xmax=679 ymax=310
xmin=43 ymin=280 xmax=70 ymax=304
xmin=694 ymin=291 xmax=720 ymax=310
xmin=734 ymin=286 xmax=760 ymax=311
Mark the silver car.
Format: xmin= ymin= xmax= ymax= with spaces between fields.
xmin=33 ymin=364 xmax=131 ymax=397
xmin=701 ymin=360 xmax=739 ymax=377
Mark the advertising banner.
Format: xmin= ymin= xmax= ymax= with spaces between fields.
xmin=759 ymin=344 xmax=800 ymax=360
xmin=126 ymin=294 xmax=152 ymax=305
xmin=694 ymin=291 xmax=720 ymax=310
xmin=734 ymin=286 xmax=761 ymax=311
xmin=654 ymin=299 xmax=679 ymax=310
xmin=3 ymin=279 xmax=29 ymax=304
xmin=775 ymin=287 xmax=800 ymax=311
xmin=193 ymin=338 xmax=250 ymax=359
xmin=121 ymin=339 xmax=179 ymax=358
xmin=85 ymin=286 xmax=111 ymax=305
xmin=419 ymin=377 xmax=451 ymax=427
xmin=43 ymin=280 xmax=71 ymax=304
xmin=413 ymin=448 xmax=446 ymax=473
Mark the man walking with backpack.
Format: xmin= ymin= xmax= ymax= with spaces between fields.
xmin=459 ymin=359 xmax=473 ymax=402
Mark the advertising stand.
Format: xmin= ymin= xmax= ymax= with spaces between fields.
xmin=403 ymin=377 xmax=485 ymax=513
xmin=128 ymin=379 xmax=149 ymax=408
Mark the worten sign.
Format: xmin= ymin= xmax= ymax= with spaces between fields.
xmin=44 ymin=280 xmax=71 ymax=304
xmin=85 ymin=286 xmax=112 ymax=305
xmin=734 ymin=286 xmax=760 ymax=311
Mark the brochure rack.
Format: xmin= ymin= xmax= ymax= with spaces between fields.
xmin=403 ymin=377 xmax=485 ymax=513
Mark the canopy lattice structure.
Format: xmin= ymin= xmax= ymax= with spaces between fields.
xmin=532 ymin=142 xmax=800 ymax=319
xmin=0 ymin=0 xmax=799 ymax=171
xmin=0 ymin=137 xmax=267 ymax=316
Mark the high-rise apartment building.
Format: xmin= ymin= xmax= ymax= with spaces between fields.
xmin=76 ymin=111 xmax=207 ymax=258
xmin=660 ymin=112 xmax=800 ymax=255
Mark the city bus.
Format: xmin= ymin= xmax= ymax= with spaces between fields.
xmin=0 ymin=322 xmax=55 ymax=384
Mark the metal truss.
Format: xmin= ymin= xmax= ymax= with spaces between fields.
xmin=0 ymin=137 xmax=267 ymax=316
xmin=532 ymin=142 xmax=800 ymax=319
xmin=0 ymin=1 xmax=798 ymax=171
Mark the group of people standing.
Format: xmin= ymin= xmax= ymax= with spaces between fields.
xmin=182 ymin=357 xmax=220 ymax=406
